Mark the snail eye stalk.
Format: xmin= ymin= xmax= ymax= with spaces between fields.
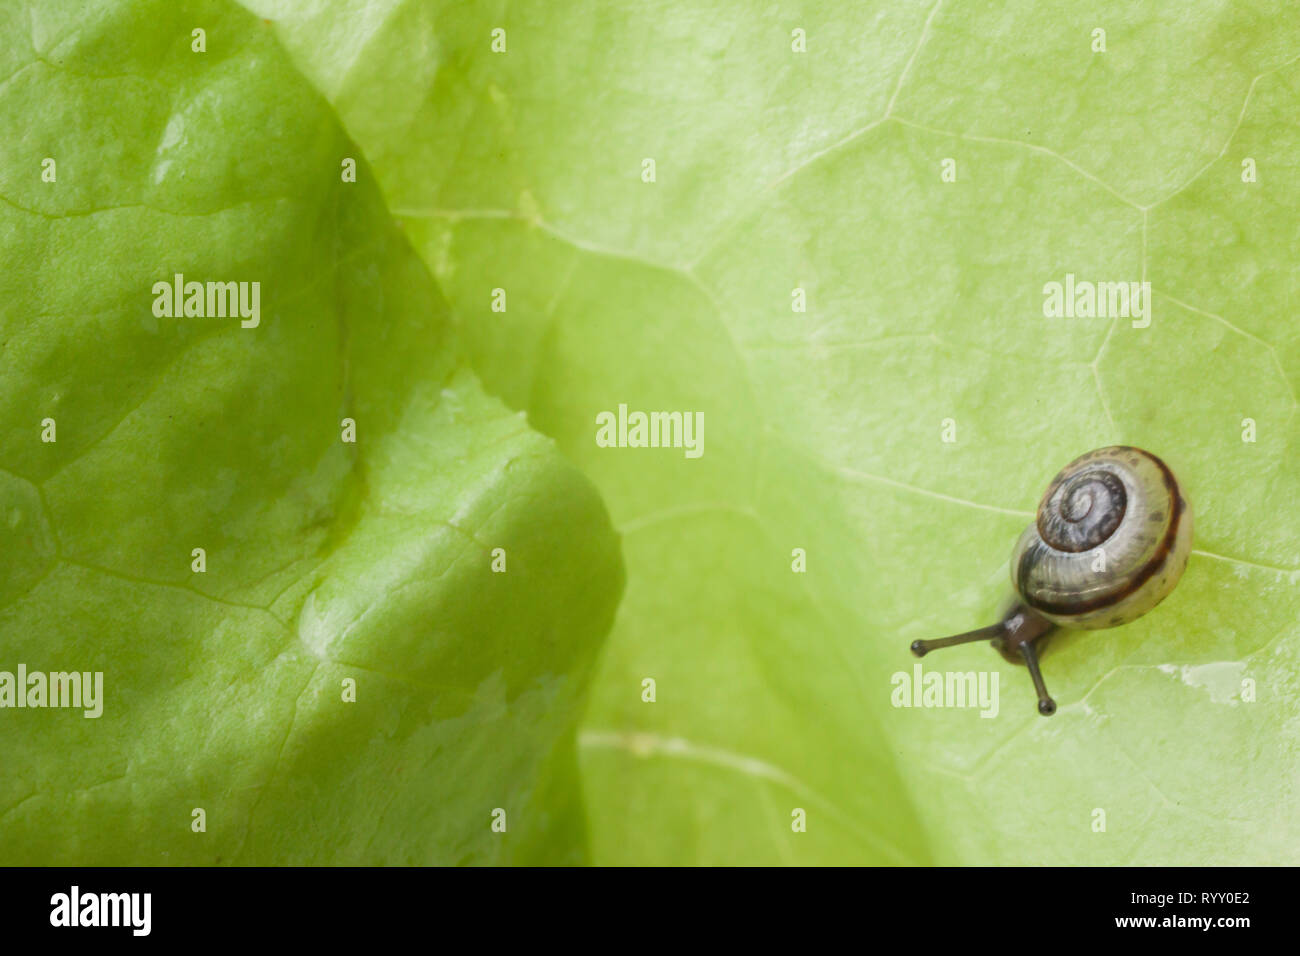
xmin=909 ymin=622 xmax=1006 ymax=657
xmin=1017 ymin=640 xmax=1056 ymax=716
xmin=910 ymin=603 xmax=1058 ymax=716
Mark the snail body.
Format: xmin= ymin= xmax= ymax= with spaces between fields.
xmin=910 ymin=446 xmax=1192 ymax=716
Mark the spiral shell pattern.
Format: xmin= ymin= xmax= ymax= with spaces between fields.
xmin=1010 ymin=446 xmax=1192 ymax=629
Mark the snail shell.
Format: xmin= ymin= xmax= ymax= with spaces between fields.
xmin=1010 ymin=445 xmax=1192 ymax=629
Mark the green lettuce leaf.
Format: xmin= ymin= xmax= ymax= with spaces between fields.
xmin=0 ymin=0 xmax=622 ymax=864
xmin=248 ymin=0 xmax=1300 ymax=863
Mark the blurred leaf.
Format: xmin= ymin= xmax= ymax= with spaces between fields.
xmin=0 ymin=0 xmax=621 ymax=864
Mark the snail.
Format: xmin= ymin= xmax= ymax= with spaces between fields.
xmin=910 ymin=446 xmax=1192 ymax=716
